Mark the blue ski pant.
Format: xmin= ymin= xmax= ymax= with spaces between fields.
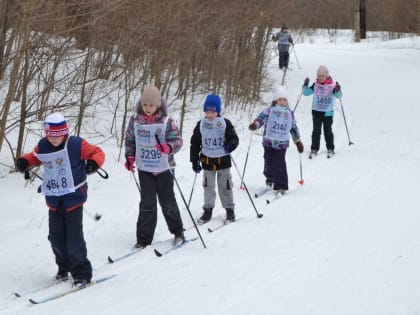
xmin=263 ymin=146 xmax=288 ymax=190
xmin=48 ymin=204 xmax=92 ymax=281
xmin=279 ymin=51 xmax=290 ymax=68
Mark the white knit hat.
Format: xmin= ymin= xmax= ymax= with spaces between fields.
xmin=272 ymin=85 xmax=288 ymax=101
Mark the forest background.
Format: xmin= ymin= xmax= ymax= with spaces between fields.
xmin=0 ymin=0 xmax=418 ymax=164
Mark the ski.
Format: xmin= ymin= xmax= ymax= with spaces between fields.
xmin=109 ymin=233 xmax=200 ymax=262
xmin=182 ymin=219 xmax=210 ymax=232
xmin=281 ymin=68 xmax=287 ymax=85
xmin=254 ymin=186 xmax=271 ymax=198
xmin=196 ymin=219 xmax=211 ymax=226
xmin=207 ymin=219 xmax=236 ymax=233
xmin=280 ymin=67 xmax=293 ymax=85
xmin=184 ymin=224 xmax=197 ymax=231
xmin=28 ymin=274 xmax=116 ymax=304
xmin=196 ymin=213 xmax=227 ymax=226
xmin=280 ymin=66 xmax=293 ymax=71
xmin=266 ymin=191 xmax=285 ymax=204
xmin=153 ymin=237 xmax=198 ymax=257
xmin=14 ymin=278 xmax=69 ymax=298
xmin=107 ymin=247 xmax=144 ymax=264
xmin=309 ymin=151 xmax=334 ymax=159
xmin=309 ymin=152 xmax=317 ymax=159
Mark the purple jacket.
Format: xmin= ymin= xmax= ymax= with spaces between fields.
xmin=125 ymin=97 xmax=183 ymax=169
xmin=253 ymin=103 xmax=300 ymax=149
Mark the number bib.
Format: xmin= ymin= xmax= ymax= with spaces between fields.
xmin=200 ymin=117 xmax=227 ymax=158
xmin=278 ymin=32 xmax=290 ymax=46
xmin=265 ymin=106 xmax=292 ymax=143
xmin=134 ymin=119 xmax=170 ymax=173
xmin=312 ymin=83 xmax=335 ymax=112
xmin=36 ymin=141 xmax=75 ymax=196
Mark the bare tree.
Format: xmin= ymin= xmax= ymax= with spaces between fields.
xmin=1 ymin=0 xmax=418 ymax=163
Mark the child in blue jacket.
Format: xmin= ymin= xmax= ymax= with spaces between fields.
xmin=302 ymin=65 xmax=343 ymax=157
xmin=190 ymin=94 xmax=239 ymax=223
xmin=16 ymin=113 xmax=105 ymax=286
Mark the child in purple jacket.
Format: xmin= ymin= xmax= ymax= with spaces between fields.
xmin=124 ymin=85 xmax=185 ymax=248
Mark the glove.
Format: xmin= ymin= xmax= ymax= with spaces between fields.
xmin=192 ymin=161 xmax=202 ymax=173
xmin=125 ymin=156 xmax=135 ymax=172
xmin=296 ymin=141 xmax=304 ymax=153
xmin=155 ymin=143 xmax=172 ymax=154
xmin=248 ymin=121 xmax=258 ymax=131
xmin=224 ymin=143 xmax=233 ymax=154
xmin=16 ymin=158 xmax=28 ymax=173
xmin=85 ymin=159 xmax=98 ymax=175
xmin=335 ymin=82 xmax=341 ymax=93
xmin=303 ymin=77 xmax=310 ymax=87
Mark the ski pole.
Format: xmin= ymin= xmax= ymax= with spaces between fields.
xmin=292 ymin=43 xmax=301 ymax=69
xmin=85 ymin=208 xmax=102 ymax=221
xmin=23 ymin=169 xmax=43 ymax=193
xmin=171 ymin=170 xmax=207 ymax=248
xmin=230 ymin=156 xmax=263 ymax=218
xmin=155 ymin=134 xmax=206 ymax=249
xmin=239 ymin=133 xmax=253 ymax=190
xmin=298 ymin=153 xmax=304 ymax=185
xmin=339 ymin=97 xmax=354 ymax=145
xmin=126 ymin=155 xmax=141 ymax=194
xmin=187 ymin=172 xmax=198 ymax=207
xmin=132 ymin=171 xmax=141 ymax=193
xmin=292 ymin=92 xmax=303 ymax=113
xmin=25 ymin=169 xmax=43 ymax=181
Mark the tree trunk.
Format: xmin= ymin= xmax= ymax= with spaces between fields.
xmin=354 ymin=5 xmax=361 ymax=42
xmin=0 ymin=33 xmax=22 ymax=151
xmin=75 ymin=49 xmax=91 ymax=137
xmin=0 ymin=0 xmax=10 ymax=80
xmin=16 ymin=46 xmax=30 ymax=158
xmin=360 ymin=0 xmax=367 ymax=39
xmin=418 ymin=0 xmax=420 ymax=35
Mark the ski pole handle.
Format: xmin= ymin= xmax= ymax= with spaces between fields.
xmin=96 ymin=168 xmax=109 ymax=179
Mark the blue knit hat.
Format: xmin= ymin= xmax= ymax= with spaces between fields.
xmin=203 ymin=94 xmax=221 ymax=114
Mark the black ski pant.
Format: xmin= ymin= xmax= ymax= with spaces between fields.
xmin=279 ymin=51 xmax=290 ymax=68
xmin=48 ymin=204 xmax=92 ymax=281
xmin=263 ymin=146 xmax=288 ymax=191
xmin=137 ymin=170 xmax=184 ymax=245
xmin=311 ymin=110 xmax=334 ymax=152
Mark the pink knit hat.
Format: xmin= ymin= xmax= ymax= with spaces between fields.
xmin=317 ymin=65 xmax=329 ymax=77
xmin=44 ymin=113 xmax=69 ymax=137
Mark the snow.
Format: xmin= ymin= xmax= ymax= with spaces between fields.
xmin=1 ymin=31 xmax=420 ymax=315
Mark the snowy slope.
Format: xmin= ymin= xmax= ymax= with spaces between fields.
xmin=1 ymin=32 xmax=420 ymax=315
